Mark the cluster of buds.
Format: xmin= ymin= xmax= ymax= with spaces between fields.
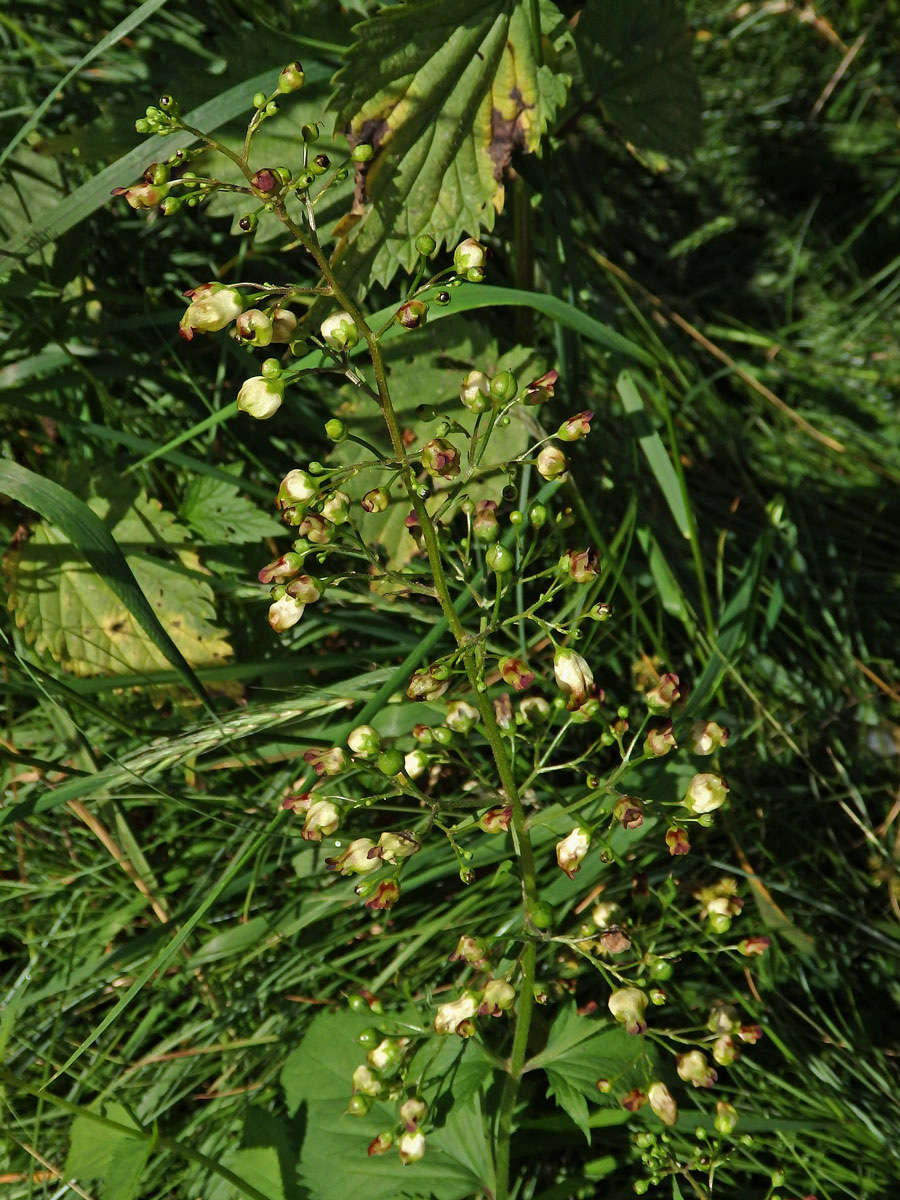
xmin=267 ymin=573 xmax=322 ymax=633
xmin=695 ymin=876 xmax=743 ymax=933
xmin=433 ymin=977 xmax=516 ymax=1036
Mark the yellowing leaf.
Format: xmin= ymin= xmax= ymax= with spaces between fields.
xmin=331 ymin=0 xmax=570 ymax=293
xmin=6 ymin=475 xmax=232 ymax=680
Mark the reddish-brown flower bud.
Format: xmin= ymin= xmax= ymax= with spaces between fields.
xmin=523 ymin=369 xmax=558 ymax=405
xmin=498 ymin=656 xmax=535 ymax=691
xmin=665 ymin=826 xmax=691 ymax=855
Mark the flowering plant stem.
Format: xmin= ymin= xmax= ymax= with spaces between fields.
xmin=272 ymin=200 xmax=539 ymax=1196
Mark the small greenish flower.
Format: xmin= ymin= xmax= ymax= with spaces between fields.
xmin=179 ymin=283 xmax=243 ymax=341
xmin=321 ymin=310 xmax=359 ymax=351
xmin=607 ymin=987 xmax=648 ymax=1035
xmin=536 ymin=443 xmax=568 ymax=480
xmin=237 ymin=375 xmax=284 ymax=419
xmin=556 ymin=826 xmax=591 ymax=878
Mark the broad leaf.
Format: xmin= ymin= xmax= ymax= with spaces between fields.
xmin=6 ymin=472 xmax=232 ymax=681
xmin=65 ymin=1101 xmax=149 ymax=1200
xmin=282 ymin=1008 xmax=494 ymax=1200
xmin=180 ymin=473 xmax=283 ymax=544
xmin=331 ymin=0 xmax=570 ymax=293
xmin=574 ymin=0 xmax=702 ymax=159
xmin=526 ymin=1005 xmax=653 ymax=1140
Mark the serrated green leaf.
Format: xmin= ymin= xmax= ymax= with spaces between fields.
xmin=213 ymin=1147 xmax=286 ymax=1200
xmin=0 ymin=461 xmax=212 ymax=700
xmin=180 ymin=474 xmax=283 ymax=544
xmin=545 ymin=1073 xmax=591 ymax=1142
xmin=331 ymin=0 xmax=570 ymax=294
xmin=282 ymin=1008 xmax=494 ymax=1200
xmin=103 ymin=1137 xmax=152 ymax=1200
xmin=574 ymin=0 xmax=702 ymax=159
xmin=5 ymin=471 xmax=232 ymax=681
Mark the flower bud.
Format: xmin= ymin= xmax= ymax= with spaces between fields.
xmin=459 ymin=369 xmax=492 ymax=413
xmin=320 ymin=310 xmax=359 ymax=351
xmin=478 ymin=805 xmax=512 ymax=833
xmin=560 ymin=548 xmax=598 ymax=582
xmin=303 ymin=746 xmax=347 ymax=777
xmin=396 ymin=299 xmax=428 ymax=329
xmin=645 ymin=672 xmax=681 ymax=713
xmin=403 ymin=748 xmax=429 ymax=779
xmin=301 ymin=800 xmax=340 ymax=841
xmin=665 ymin=826 xmax=690 ymax=855
xmin=453 ymin=237 xmax=486 ymax=272
xmin=234 ymin=307 xmax=273 ymax=347
xmin=498 ymin=656 xmax=535 ymax=692
xmin=644 ymin=720 xmax=676 ymax=757
xmin=421 ymin=438 xmax=460 ymax=479
xmin=712 ymin=1033 xmax=738 ymax=1066
xmin=557 ymin=410 xmax=593 ymax=440
xmin=347 ymin=724 xmax=381 ymax=758
xmin=368 ymin=1131 xmax=393 ymax=1157
xmin=377 ymin=748 xmax=404 ymax=776
xmin=277 ymin=62 xmax=305 ymax=92
xmin=352 ymin=1063 xmax=382 ymax=1096
xmin=400 ymin=1096 xmax=428 ymax=1132
xmin=287 ymin=575 xmax=322 ymax=604
xmin=647 ymin=1081 xmax=678 ymax=1127
xmin=480 ymin=979 xmax=515 ymax=1016
xmin=270 ymin=307 xmax=298 ymax=342
xmin=251 ymin=168 xmax=282 ymax=196
xmin=415 ymin=233 xmax=437 ymax=256
xmin=406 ymin=665 xmax=449 ymax=701
xmin=485 ymin=543 xmax=513 ymax=573
xmin=298 ymin=513 xmax=334 ymax=545
xmin=608 ymin=987 xmax=648 ymax=1035
xmin=490 ymin=371 xmax=517 ymax=402
xmin=398 ymin=1129 xmax=426 ymax=1165
xmin=554 ymin=648 xmax=593 ymax=710
xmin=258 ymin=551 xmax=303 ymax=584
xmin=689 ymin=720 xmax=730 ymax=755
xmin=738 ymin=936 xmax=770 ymax=957
xmin=589 ymin=601 xmax=612 ymax=621
xmin=536 ymin=444 xmax=568 ymax=480
xmin=620 ymin=1087 xmax=647 ymax=1112
xmin=377 ymin=830 xmax=419 ymax=864
xmin=277 ymin=469 xmax=317 ymax=511
xmin=237 ymin=375 xmax=284 ymax=419
xmin=683 ymin=772 xmax=729 ymax=815
xmin=446 ymin=700 xmax=479 ymax=732
xmin=676 ymin=1050 xmax=717 ymax=1088
xmin=472 ymin=499 xmax=499 ymax=542
xmin=434 ymin=990 xmax=481 ymax=1036
xmin=523 ymin=369 xmax=558 ymax=405
xmin=613 ymin=796 xmax=643 ymax=830
xmin=715 ymin=1101 xmax=739 ymax=1135
xmin=556 ymin=826 xmax=591 ymax=879
xmin=449 ymin=935 xmax=487 ymax=965
xmin=351 ymin=142 xmax=373 ymax=162
xmin=112 ymin=181 xmax=168 ymax=210
xmin=346 ymin=1093 xmax=372 ymax=1116
xmin=321 ymin=490 xmax=350 ymax=524
xmin=361 ymin=487 xmax=389 ymax=513
xmin=365 ymin=879 xmax=400 ymax=909
xmin=178 ymin=283 xmax=243 ymax=341
xmin=325 ymin=837 xmax=379 ymax=875
xmin=268 ymin=592 xmax=304 ymax=632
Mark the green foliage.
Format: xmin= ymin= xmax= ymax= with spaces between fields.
xmin=281 ymin=1008 xmax=495 ymax=1200
xmin=65 ymin=1102 xmax=150 ymax=1200
xmin=574 ymin=0 xmax=702 ymax=160
xmin=331 ymin=0 xmax=570 ymax=292
xmin=6 ymin=472 xmax=232 ymax=680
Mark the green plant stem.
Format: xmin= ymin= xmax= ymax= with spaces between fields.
xmin=272 ymin=200 xmax=540 ymax=1198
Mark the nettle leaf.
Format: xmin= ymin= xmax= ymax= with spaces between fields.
xmin=180 ymin=473 xmax=283 ymax=544
xmin=331 ymin=0 xmax=570 ymax=293
xmin=6 ymin=474 xmax=232 ymax=679
xmin=282 ymin=1007 xmax=494 ymax=1200
xmin=65 ymin=1102 xmax=149 ymax=1200
xmin=574 ymin=0 xmax=702 ymax=160
xmin=526 ymin=1005 xmax=653 ymax=1140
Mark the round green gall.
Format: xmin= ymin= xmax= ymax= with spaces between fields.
xmin=347 ymin=1094 xmax=372 ymax=1116
xmin=346 ymin=992 xmax=368 ymax=1012
xmin=509 ymin=509 xmax=524 ymax=526
xmin=325 ymin=418 xmax=348 ymax=442
xmin=647 ymin=957 xmax=673 ymax=981
xmin=486 ymin=543 xmax=514 ymax=573
xmin=356 ymin=1026 xmax=380 ymax=1048
xmin=490 ymin=371 xmax=517 ymax=402
xmin=261 ymin=358 xmax=282 ymax=380
xmin=432 ymin=726 xmax=453 ymax=747
xmin=528 ymin=502 xmax=547 ymax=528
xmin=308 ymin=461 xmax=326 ymax=475
xmin=377 ymin=749 xmax=404 ymax=777
xmin=253 ymin=91 xmax=267 ymax=109
xmin=415 ymin=233 xmax=437 ymax=256
xmin=352 ymin=142 xmax=374 ymax=162
xmin=529 ymin=900 xmax=555 ymax=929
